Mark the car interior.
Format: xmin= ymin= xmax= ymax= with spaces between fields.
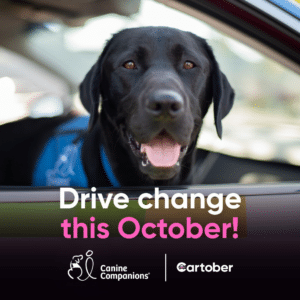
xmin=0 ymin=0 xmax=300 ymax=187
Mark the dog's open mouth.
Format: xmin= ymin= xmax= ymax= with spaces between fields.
xmin=127 ymin=130 xmax=188 ymax=168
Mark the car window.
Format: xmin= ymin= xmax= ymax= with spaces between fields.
xmin=0 ymin=47 xmax=70 ymax=124
xmin=1 ymin=0 xmax=300 ymax=184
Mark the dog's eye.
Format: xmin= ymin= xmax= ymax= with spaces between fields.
xmin=183 ymin=61 xmax=195 ymax=69
xmin=123 ymin=61 xmax=137 ymax=69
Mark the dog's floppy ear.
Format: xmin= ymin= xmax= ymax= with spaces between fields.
xmin=79 ymin=58 xmax=102 ymax=131
xmin=203 ymin=42 xmax=235 ymax=139
xmin=79 ymin=36 xmax=115 ymax=131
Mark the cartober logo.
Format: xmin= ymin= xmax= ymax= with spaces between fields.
xmin=177 ymin=262 xmax=186 ymax=272
xmin=176 ymin=262 xmax=234 ymax=273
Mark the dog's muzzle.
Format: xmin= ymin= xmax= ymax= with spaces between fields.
xmin=125 ymin=88 xmax=191 ymax=179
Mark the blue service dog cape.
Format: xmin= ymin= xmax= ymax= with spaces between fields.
xmin=32 ymin=116 xmax=120 ymax=187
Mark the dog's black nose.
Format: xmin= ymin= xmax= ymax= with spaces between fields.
xmin=146 ymin=90 xmax=184 ymax=118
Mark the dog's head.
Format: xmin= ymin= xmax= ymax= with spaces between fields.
xmin=80 ymin=27 xmax=234 ymax=181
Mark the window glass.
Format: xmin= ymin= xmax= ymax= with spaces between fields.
xmin=0 ymin=48 xmax=68 ymax=124
xmin=2 ymin=0 xmax=300 ymax=168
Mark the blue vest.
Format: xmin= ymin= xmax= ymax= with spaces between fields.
xmin=32 ymin=116 xmax=120 ymax=188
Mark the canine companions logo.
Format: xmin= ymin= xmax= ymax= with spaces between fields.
xmin=46 ymin=144 xmax=79 ymax=186
xmin=67 ymin=250 xmax=150 ymax=281
xmin=68 ymin=250 xmax=96 ymax=281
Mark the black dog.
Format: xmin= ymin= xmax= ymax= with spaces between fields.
xmin=0 ymin=27 xmax=234 ymax=187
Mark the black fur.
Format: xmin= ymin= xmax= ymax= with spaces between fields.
xmin=0 ymin=27 xmax=234 ymax=187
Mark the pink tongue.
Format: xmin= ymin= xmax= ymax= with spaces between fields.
xmin=141 ymin=135 xmax=181 ymax=167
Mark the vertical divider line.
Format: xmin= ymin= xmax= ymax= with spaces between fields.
xmin=165 ymin=253 xmax=167 ymax=282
